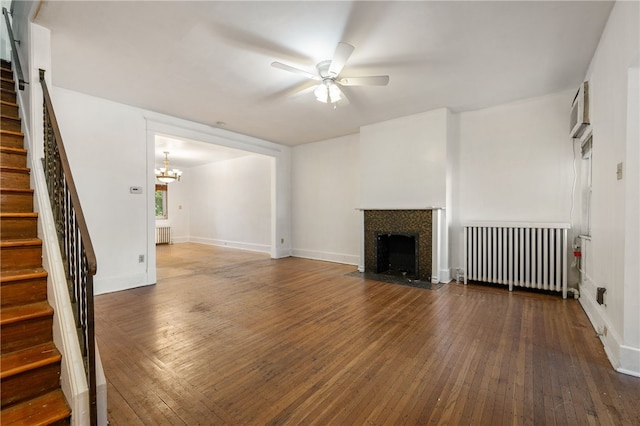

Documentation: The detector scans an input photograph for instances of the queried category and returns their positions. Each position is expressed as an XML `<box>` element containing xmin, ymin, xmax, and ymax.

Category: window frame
<box><xmin>155</xmin><ymin>184</ymin><xmax>168</xmax><ymax>220</ymax></box>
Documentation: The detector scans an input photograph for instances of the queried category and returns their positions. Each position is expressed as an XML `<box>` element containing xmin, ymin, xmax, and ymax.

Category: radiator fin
<box><xmin>464</xmin><ymin>223</ymin><xmax>569</xmax><ymax>298</ymax></box>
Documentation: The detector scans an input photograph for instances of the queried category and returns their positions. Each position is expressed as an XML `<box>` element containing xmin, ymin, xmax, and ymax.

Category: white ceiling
<box><xmin>154</xmin><ymin>134</ymin><xmax>255</xmax><ymax>169</ymax></box>
<box><xmin>35</xmin><ymin>0</ymin><xmax>613</xmax><ymax>147</ymax></box>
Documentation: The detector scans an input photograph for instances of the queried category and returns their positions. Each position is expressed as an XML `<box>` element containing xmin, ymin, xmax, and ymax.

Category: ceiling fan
<box><xmin>271</xmin><ymin>42</ymin><xmax>389</xmax><ymax>105</ymax></box>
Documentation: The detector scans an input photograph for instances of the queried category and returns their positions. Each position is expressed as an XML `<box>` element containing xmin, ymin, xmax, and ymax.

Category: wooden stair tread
<box><xmin>0</xmin><ymin>342</ymin><xmax>60</xmax><ymax>379</ymax></box>
<box><xmin>0</xmin><ymin>129</ymin><xmax>23</xmax><ymax>137</ymax></box>
<box><xmin>0</xmin><ymin>146</ymin><xmax>27</xmax><ymax>154</ymax></box>
<box><xmin>0</xmin><ymin>213</ymin><xmax>38</xmax><ymax>218</ymax></box>
<box><xmin>0</xmin><ymin>268</ymin><xmax>46</xmax><ymax>283</ymax></box>
<box><xmin>0</xmin><ymin>188</ymin><xmax>33</xmax><ymax>194</ymax></box>
<box><xmin>0</xmin><ymin>301</ymin><xmax>53</xmax><ymax>326</ymax></box>
<box><xmin>0</xmin><ymin>100</ymin><xmax>18</xmax><ymax>108</ymax></box>
<box><xmin>0</xmin><ymin>238</ymin><xmax>42</xmax><ymax>248</ymax></box>
<box><xmin>0</xmin><ymin>389</ymin><xmax>70</xmax><ymax>425</ymax></box>
<box><xmin>0</xmin><ymin>166</ymin><xmax>30</xmax><ymax>173</ymax></box>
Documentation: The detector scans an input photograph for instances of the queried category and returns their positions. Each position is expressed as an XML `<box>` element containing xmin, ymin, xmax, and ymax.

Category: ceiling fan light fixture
<box><xmin>314</xmin><ymin>80</ymin><xmax>341</xmax><ymax>104</ymax></box>
<box><xmin>314</xmin><ymin>83</ymin><xmax>328</xmax><ymax>102</ymax></box>
<box><xmin>328</xmin><ymin>83</ymin><xmax>342</xmax><ymax>103</ymax></box>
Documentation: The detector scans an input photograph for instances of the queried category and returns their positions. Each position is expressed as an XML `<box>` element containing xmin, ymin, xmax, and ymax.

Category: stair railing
<box><xmin>39</xmin><ymin>69</ymin><xmax>98</xmax><ymax>426</ymax></box>
<box><xmin>2</xmin><ymin>6</ymin><xmax>26</xmax><ymax>90</ymax></box>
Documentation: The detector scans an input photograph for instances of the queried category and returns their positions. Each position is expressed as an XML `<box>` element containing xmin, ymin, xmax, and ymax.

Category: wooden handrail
<box><xmin>40</xmin><ymin>69</ymin><xmax>98</xmax><ymax>425</ymax></box>
<box><xmin>2</xmin><ymin>7</ymin><xmax>27</xmax><ymax>90</ymax></box>
<box><xmin>39</xmin><ymin>70</ymin><xmax>97</xmax><ymax>274</ymax></box>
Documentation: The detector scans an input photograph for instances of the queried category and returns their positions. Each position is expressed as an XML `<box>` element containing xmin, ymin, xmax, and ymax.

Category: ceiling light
<box><xmin>314</xmin><ymin>80</ymin><xmax>341</xmax><ymax>104</ymax></box>
<box><xmin>155</xmin><ymin>151</ymin><xmax>182</xmax><ymax>183</ymax></box>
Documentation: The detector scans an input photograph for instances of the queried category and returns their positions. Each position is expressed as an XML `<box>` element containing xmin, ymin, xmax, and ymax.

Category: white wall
<box><xmin>0</xmin><ymin>0</ymin><xmax>11</xmax><ymax>61</ymax></box>
<box><xmin>360</xmin><ymin>108</ymin><xmax>449</xmax><ymax>209</ymax></box>
<box><xmin>294</xmin><ymin>97</ymin><xmax>574</xmax><ymax>283</ymax></box>
<box><xmin>10</xmin><ymin>1</ymin><xmax>40</xmax><ymax>142</ymax></box>
<box><xmin>156</xmin><ymin>154</ymin><xmax>272</xmax><ymax>251</ymax></box>
<box><xmin>623</xmin><ymin>64</ymin><xmax>639</xmax><ymax>369</ymax></box>
<box><xmin>291</xmin><ymin>134</ymin><xmax>360</xmax><ymax>265</ymax></box>
<box><xmin>189</xmin><ymin>155</ymin><xmax>272</xmax><ymax>252</ymax></box>
<box><xmin>449</xmin><ymin>91</ymin><xmax>575</xmax><ymax>281</ymax></box>
<box><xmin>445</xmin><ymin>110</ymin><xmax>459</xmax><ymax>281</ymax></box>
<box><xmin>456</xmin><ymin>92</ymin><xmax>574</xmax><ymax>224</ymax></box>
<box><xmin>52</xmin><ymin>87</ymin><xmax>149</xmax><ymax>295</ymax></box>
<box><xmin>579</xmin><ymin>0</ymin><xmax>640</xmax><ymax>376</ymax></box>
<box><xmin>50</xmin><ymin>88</ymin><xmax>291</xmax><ymax>295</ymax></box>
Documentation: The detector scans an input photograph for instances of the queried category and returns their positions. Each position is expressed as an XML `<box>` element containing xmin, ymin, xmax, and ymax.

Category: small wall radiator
<box><xmin>463</xmin><ymin>222</ymin><xmax>570</xmax><ymax>298</ymax></box>
<box><xmin>155</xmin><ymin>226</ymin><xmax>171</xmax><ymax>245</ymax></box>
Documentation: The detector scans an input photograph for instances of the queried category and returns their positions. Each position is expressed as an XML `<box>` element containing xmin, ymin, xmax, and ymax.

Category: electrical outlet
<box><xmin>617</xmin><ymin>162</ymin><xmax>623</xmax><ymax>180</ymax></box>
<box><xmin>138</xmin><ymin>254</ymin><xmax>145</xmax><ymax>263</ymax></box>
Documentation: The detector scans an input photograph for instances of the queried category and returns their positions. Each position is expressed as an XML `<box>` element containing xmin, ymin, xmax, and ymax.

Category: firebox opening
<box><xmin>375</xmin><ymin>233</ymin><xmax>419</xmax><ymax>279</ymax></box>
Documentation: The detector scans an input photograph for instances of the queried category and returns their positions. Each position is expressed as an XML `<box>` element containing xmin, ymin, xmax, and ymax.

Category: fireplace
<box><xmin>375</xmin><ymin>233</ymin><xmax>419</xmax><ymax>278</ymax></box>
<box><xmin>364</xmin><ymin>210</ymin><xmax>432</xmax><ymax>281</ymax></box>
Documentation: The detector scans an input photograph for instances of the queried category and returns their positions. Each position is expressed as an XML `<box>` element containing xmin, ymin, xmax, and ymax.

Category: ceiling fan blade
<box><xmin>271</xmin><ymin>62</ymin><xmax>321</xmax><ymax>81</ymax></box>
<box><xmin>338</xmin><ymin>75</ymin><xmax>390</xmax><ymax>86</ymax></box>
<box><xmin>260</xmin><ymin>80</ymin><xmax>318</xmax><ymax>104</ymax></box>
<box><xmin>328</xmin><ymin>42</ymin><xmax>355</xmax><ymax>77</ymax></box>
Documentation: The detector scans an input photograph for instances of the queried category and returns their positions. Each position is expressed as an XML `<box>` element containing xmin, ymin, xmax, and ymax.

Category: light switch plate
<box><xmin>616</xmin><ymin>162</ymin><xmax>623</xmax><ymax>180</ymax></box>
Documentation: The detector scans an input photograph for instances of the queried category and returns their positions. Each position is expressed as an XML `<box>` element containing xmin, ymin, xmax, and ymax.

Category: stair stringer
<box><xmin>16</xmin><ymin>75</ymin><xmax>107</xmax><ymax>426</ymax></box>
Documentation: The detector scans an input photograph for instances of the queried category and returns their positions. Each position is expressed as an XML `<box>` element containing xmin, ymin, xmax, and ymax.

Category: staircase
<box><xmin>1</xmin><ymin>59</ymin><xmax>71</xmax><ymax>425</ymax></box>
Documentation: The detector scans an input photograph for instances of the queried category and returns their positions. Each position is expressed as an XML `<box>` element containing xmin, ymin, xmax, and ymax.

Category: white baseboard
<box><xmin>171</xmin><ymin>236</ymin><xmax>189</xmax><ymax>244</ymax></box>
<box><xmin>94</xmin><ymin>272</ymin><xmax>153</xmax><ymax>295</ymax></box>
<box><xmin>291</xmin><ymin>248</ymin><xmax>359</xmax><ymax>266</ymax></box>
<box><xmin>189</xmin><ymin>237</ymin><xmax>271</xmax><ymax>254</ymax></box>
<box><xmin>273</xmin><ymin>248</ymin><xmax>292</xmax><ymax>259</ymax></box>
<box><xmin>578</xmin><ymin>279</ymin><xmax>637</xmax><ymax>375</ymax></box>
<box><xmin>619</xmin><ymin>345</ymin><xmax>640</xmax><ymax>378</ymax></box>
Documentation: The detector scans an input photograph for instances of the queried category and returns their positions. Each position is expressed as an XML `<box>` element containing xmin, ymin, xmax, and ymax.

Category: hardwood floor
<box><xmin>95</xmin><ymin>243</ymin><xmax>640</xmax><ymax>425</ymax></box>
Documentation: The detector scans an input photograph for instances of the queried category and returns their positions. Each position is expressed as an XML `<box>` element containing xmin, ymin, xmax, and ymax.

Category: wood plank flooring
<box><xmin>95</xmin><ymin>243</ymin><xmax>640</xmax><ymax>425</ymax></box>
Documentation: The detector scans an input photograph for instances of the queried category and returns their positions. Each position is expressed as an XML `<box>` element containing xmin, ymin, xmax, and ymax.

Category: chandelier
<box><xmin>155</xmin><ymin>151</ymin><xmax>182</xmax><ymax>183</ymax></box>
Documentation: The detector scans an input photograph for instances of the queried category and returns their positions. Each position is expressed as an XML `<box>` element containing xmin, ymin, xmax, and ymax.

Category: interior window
<box><xmin>155</xmin><ymin>184</ymin><xmax>168</xmax><ymax>219</ymax></box>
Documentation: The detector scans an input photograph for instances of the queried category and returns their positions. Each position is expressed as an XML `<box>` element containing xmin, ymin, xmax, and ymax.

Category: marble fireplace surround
<box><xmin>363</xmin><ymin>209</ymin><xmax>433</xmax><ymax>282</ymax></box>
